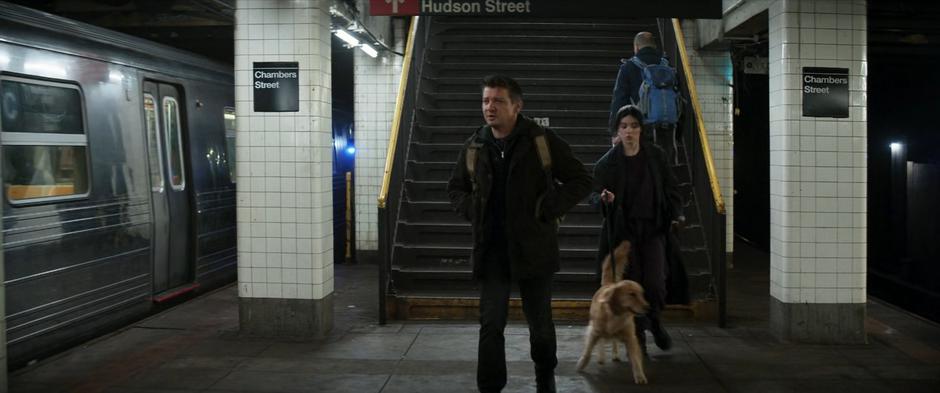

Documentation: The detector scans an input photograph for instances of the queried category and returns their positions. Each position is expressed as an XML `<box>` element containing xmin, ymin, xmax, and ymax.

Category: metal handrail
<box><xmin>671</xmin><ymin>18</ymin><xmax>726</xmax><ymax>215</ymax></box>
<box><xmin>377</xmin><ymin>16</ymin><xmax>418</xmax><ymax>210</ymax></box>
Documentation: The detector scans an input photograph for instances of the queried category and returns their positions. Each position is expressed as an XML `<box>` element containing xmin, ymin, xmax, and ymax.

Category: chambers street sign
<box><xmin>802</xmin><ymin>67</ymin><xmax>849</xmax><ymax>118</ymax></box>
<box><xmin>370</xmin><ymin>0</ymin><xmax>721</xmax><ymax>18</ymax></box>
<box><xmin>253</xmin><ymin>62</ymin><xmax>299</xmax><ymax>112</ymax></box>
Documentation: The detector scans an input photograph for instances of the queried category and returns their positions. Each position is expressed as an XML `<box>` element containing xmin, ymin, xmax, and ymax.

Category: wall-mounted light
<box><xmin>890</xmin><ymin>142</ymin><xmax>902</xmax><ymax>153</ymax></box>
<box><xmin>359</xmin><ymin>44</ymin><xmax>378</xmax><ymax>58</ymax></box>
<box><xmin>334</xmin><ymin>29</ymin><xmax>360</xmax><ymax>47</ymax></box>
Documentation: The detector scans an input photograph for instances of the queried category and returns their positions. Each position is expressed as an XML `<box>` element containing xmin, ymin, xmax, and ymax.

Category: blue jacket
<box><xmin>608</xmin><ymin>46</ymin><xmax>664</xmax><ymax>131</ymax></box>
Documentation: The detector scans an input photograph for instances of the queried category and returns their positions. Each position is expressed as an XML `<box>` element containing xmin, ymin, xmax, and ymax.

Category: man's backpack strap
<box><xmin>466</xmin><ymin>141</ymin><xmax>482</xmax><ymax>191</ymax></box>
<box><xmin>630</xmin><ymin>56</ymin><xmax>648</xmax><ymax>69</ymax></box>
<box><xmin>533</xmin><ymin>133</ymin><xmax>552</xmax><ymax>172</ymax></box>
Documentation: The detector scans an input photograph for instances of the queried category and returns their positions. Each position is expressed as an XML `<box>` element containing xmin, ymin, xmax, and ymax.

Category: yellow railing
<box><xmin>378</xmin><ymin>16</ymin><xmax>419</xmax><ymax>210</ymax></box>
<box><xmin>672</xmin><ymin>18</ymin><xmax>726</xmax><ymax>214</ymax></box>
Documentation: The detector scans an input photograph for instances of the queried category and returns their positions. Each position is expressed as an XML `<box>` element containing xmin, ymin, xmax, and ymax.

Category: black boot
<box><xmin>649</xmin><ymin>315</ymin><xmax>672</xmax><ymax>350</ymax></box>
<box><xmin>535</xmin><ymin>371</ymin><xmax>556</xmax><ymax>393</ymax></box>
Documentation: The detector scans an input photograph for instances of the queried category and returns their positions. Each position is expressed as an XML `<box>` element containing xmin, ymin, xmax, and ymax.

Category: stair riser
<box><xmin>406</xmin><ymin>162</ymin><xmax>597</xmax><ymax>182</ymax></box>
<box><xmin>428</xmin><ymin>96</ymin><xmax>611</xmax><ymax>111</ymax></box>
<box><xmin>393</xmin><ymin>247</ymin><xmax>599</xmax><ymax>272</ymax></box>
<box><xmin>400</xmin><ymin>200</ymin><xmax>604</xmax><ymax>227</ymax></box>
<box><xmin>409</xmin><ymin>142</ymin><xmax>611</xmax><ymax>164</ymax></box>
<box><xmin>398</xmin><ymin>225</ymin><xmax>602</xmax><ymax>249</ymax></box>
<box><xmin>415</xmin><ymin>127</ymin><xmax>612</xmax><ymax>145</ymax></box>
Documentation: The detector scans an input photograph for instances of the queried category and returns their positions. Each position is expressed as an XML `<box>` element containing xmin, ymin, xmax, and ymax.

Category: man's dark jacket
<box><xmin>447</xmin><ymin>115</ymin><xmax>592</xmax><ymax>279</ymax></box>
<box><xmin>591</xmin><ymin>142</ymin><xmax>690</xmax><ymax>304</ymax></box>
<box><xmin>608</xmin><ymin>46</ymin><xmax>663</xmax><ymax>130</ymax></box>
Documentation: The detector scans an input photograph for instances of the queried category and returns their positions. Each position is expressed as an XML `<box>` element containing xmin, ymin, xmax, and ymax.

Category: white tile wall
<box><xmin>681</xmin><ymin>20</ymin><xmax>735</xmax><ymax>254</ymax></box>
<box><xmin>354</xmin><ymin>17</ymin><xmax>403</xmax><ymax>251</ymax></box>
<box><xmin>235</xmin><ymin>0</ymin><xmax>334</xmax><ymax>300</ymax></box>
<box><xmin>768</xmin><ymin>0</ymin><xmax>867</xmax><ymax>304</ymax></box>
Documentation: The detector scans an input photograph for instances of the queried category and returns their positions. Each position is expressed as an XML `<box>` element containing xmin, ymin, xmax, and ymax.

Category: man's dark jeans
<box><xmin>477</xmin><ymin>255</ymin><xmax>557</xmax><ymax>393</ymax></box>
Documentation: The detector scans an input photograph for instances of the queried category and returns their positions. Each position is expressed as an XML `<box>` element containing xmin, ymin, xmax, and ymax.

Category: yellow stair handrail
<box><xmin>672</xmin><ymin>18</ymin><xmax>726</xmax><ymax>214</ymax></box>
<box><xmin>378</xmin><ymin>16</ymin><xmax>419</xmax><ymax>210</ymax></box>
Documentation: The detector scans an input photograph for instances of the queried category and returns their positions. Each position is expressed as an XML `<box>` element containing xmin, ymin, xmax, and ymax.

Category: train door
<box><xmin>143</xmin><ymin>81</ymin><xmax>193</xmax><ymax>295</ymax></box>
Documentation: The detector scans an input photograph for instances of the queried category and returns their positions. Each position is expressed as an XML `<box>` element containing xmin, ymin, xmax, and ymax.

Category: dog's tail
<box><xmin>600</xmin><ymin>240</ymin><xmax>631</xmax><ymax>285</ymax></box>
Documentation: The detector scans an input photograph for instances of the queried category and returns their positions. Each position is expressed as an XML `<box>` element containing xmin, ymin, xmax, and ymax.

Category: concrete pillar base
<box><xmin>769</xmin><ymin>298</ymin><xmax>866</xmax><ymax>344</ymax></box>
<box><xmin>239</xmin><ymin>295</ymin><xmax>334</xmax><ymax>338</ymax></box>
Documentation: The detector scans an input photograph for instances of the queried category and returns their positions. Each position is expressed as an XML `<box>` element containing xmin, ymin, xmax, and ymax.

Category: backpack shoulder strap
<box><xmin>464</xmin><ymin>127</ymin><xmax>485</xmax><ymax>181</ymax></box>
<box><xmin>531</xmin><ymin>126</ymin><xmax>552</xmax><ymax>171</ymax></box>
<box><xmin>466</xmin><ymin>141</ymin><xmax>482</xmax><ymax>179</ymax></box>
<box><xmin>630</xmin><ymin>56</ymin><xmax>648</xmax><ymax>69</ymax></box>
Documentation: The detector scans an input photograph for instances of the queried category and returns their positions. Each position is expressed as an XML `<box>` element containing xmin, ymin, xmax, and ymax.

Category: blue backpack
<box><xmin>631</xmin><ymin>57</ymin><xmax>680</xmax><ymax>126</ymax></box>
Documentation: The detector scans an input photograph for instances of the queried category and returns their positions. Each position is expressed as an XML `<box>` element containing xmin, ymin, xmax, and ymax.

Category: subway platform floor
<box><xmin>10</xmin><ymin>241</ymin><xmax>940</xmax><ymax>393</ymax></box>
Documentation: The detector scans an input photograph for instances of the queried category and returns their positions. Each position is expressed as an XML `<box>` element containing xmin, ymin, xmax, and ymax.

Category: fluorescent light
<box><xmin>890</xmin><ymin>142</ymin><xmax>902</xmax><ymax>153</ymax></box>
<box><xmin>334</xmin><ymin>29</ymin><xmax>359</xmax><ymax>47</ymax></box>
<box><xmin>360</xmin><ymin>44</ymin><xmax>378</xmax><ymax>58</ymax></box>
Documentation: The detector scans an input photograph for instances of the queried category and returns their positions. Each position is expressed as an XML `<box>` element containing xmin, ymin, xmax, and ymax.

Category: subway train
<box><xmin>0</xmin><ymin>2</ymin><xmax>236</xmax><ymax>366</ymax></box>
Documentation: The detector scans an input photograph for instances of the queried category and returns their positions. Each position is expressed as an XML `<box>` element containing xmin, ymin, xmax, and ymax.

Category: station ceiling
<box><xmin>6</xmin><ymin>0</ymin><xmax>236</xmax><ymax>64</ymax></box>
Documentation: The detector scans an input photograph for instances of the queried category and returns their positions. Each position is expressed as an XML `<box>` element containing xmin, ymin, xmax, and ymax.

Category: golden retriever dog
<box><xmin>577</xmin><ymin>240</ymin><xmax>649</xmax><ymax>384</ymax></box>
<box><xmin>577</xmin><ymin>279</ymin><xmax>650</xmax><ymax>384</ymax></box>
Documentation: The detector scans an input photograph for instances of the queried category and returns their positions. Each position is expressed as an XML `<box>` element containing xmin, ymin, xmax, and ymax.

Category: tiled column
<box><xmin>681</xmin><ymin>20</ymin><xmax>735</xmax><ymax>257</ymax></box>
<box><xmin>234</xmin><ymin>0</ymin><xmax>334</xmax><ymax>336</ymax></box>
<box><xmin>354</xmin><ymin>14</ymin><xmax>403</xmax><ymax>254</ymax></box>
<box><xmin>768</xmin><ymin>0</ymin><xmax>867</xmax><ymax>343</ymax></box>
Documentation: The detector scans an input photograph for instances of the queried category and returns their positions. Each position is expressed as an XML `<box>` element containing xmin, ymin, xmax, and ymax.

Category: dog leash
<box><xmin>601</xmin><ymin>197</ymin><xmax>618</xmax><ymax>284</ymax></box>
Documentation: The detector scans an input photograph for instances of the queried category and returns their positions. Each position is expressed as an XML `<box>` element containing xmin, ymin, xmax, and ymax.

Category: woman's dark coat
<box><xmin>591</xmin><ymin>142</ymin><xmax>690</xmax><ymax>304</ymax></box>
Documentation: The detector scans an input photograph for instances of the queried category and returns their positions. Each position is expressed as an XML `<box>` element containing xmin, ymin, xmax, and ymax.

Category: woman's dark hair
<box><xmin>482</xmin><ymin>74</ymin><xmax>523</xmax><ymax>103</ymax></box>
<box><xmin>612</xmin><ymin>104</ymin><xmax>645</xmax><ymax>134</ymax></box>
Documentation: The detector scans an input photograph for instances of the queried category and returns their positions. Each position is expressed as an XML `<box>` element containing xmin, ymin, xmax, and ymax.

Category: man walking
<box><xmin>447</xmin><ymin>75</ymin><xmax>592</xmax><ymax>393</ymax></box>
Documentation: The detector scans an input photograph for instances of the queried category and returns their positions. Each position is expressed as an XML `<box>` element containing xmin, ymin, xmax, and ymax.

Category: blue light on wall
<box><xmin>345</xmin><ymin>146</ymin><xmax>356</xmax><ymax>155</ymax></box>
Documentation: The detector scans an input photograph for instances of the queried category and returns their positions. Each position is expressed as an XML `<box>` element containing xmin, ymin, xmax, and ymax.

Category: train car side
<box><xmin>0</xmin><ymin>1</ymin><xmax>235</xmax><ymax>367</ymax></box>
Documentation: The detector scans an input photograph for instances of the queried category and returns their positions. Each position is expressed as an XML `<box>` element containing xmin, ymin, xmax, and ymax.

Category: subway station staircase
<box><xmin>381</xmin><ymin>16</ymin><xmax>718</xmax><ymax>321</ymax></box>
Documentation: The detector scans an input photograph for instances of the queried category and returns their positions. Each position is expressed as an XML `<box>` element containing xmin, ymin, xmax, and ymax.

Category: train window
<box><xmin>144</xmin><ymin>94</ymin><xmax>164</xmax><ymax>192</ymax></box>
<box><xmin>1</xmin><ymin>79</ymin><xmax>83</xmax><ymax>134</ymax></box>
<box><xmin>0</xmin><ymin>77</ymin><xmax>90</xmax><ymax>203</ymax></box>
<box><xmin>224</xmin><ymin>107</ymin><xmax>235</xmax><ymax>183</ymax></box>
<box><xmin>163</xmin><ymin>97</ymin><xmax>185</xmax><ymax>190</ymax></box>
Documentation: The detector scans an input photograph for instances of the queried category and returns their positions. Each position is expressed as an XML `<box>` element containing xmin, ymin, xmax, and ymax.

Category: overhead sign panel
<box><xmin>370</xmin><ymin>0</ymin><xmax>722</xmax><ymax>18</ymax></box>
<box><xmin>802</xmin><ymin>67</ymin><xmax>849</xmax><ymax>118</ymax></box>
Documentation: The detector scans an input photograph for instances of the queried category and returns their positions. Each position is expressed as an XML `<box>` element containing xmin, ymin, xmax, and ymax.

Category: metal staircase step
<box><xmin>399</xmin><ymin>200</ymin><xmax>602</xmax><ymax>227</ymax></box>
<box><xmin>429</xmin><ymin>48</ymin><xmax>624</xmax><ymax>65</ymax></box>
<box><xmin>426</xmin><ymin>76</ymin><xmax>615</xmax><ymax>95</ymax></box>
<box><xmin>396</xmin><ymin>222</ymin><xmax>602</xmax><ymax>249</ymax></box>
<box><xmin>432</xmin><ymin>61</ymin><xmax>618</xmax><ymax>78</ymax></box>
<box><xmin>424</xmin><ymin>91</ymin><xmax>611</xmax><ymax>110</ymax></box>
<box><xmin>437</xmin><ymin>34</ymin><xmax>631</xmax><ymax>51</ymax></box>
<box><xmin>405</xmin><ymin>160</ymin><xmax>597</xmax><ymax>182</ymax></box>
<box><xmin>392</xmin><ymin>244</ymin><xmax>600</xmax><ymax>273</ymax></box>
<box><xmin>414</xmin><ymin>125</ymin><xmax>611</xmax><ymax>145</ymax></box>
<box><xmin>419</xmin><ymin>108</ymin><xmax>608</xmax><ymax>128</ymax></box>
<box><xmin>408</xmin><ymin>141</ymin><xmax>611</xmax><ymax>164</ymax></box>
